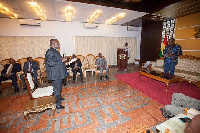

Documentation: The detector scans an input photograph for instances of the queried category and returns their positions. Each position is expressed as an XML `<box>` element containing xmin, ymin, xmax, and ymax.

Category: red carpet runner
<box><xmin>115</xmin><ymin>72</ymin><xmax>200</xmax><ymax>105</ymax></box>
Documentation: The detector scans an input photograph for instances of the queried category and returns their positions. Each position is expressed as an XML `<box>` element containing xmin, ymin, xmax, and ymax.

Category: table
<box><xmin>23</xmin><ymin>96</ymin><xmax>56</xmax><ymax>121</ymax></box>
<box><xmin>139</xmin><ymin>71</ymin><xmax>183</xmax><ymax>92</ymax></box>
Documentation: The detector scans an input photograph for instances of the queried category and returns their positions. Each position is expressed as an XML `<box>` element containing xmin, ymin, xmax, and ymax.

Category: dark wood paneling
<box><xmin>140</xmin><ymin>20</ymin><xmax>163</xmax><ymax>61</ymax></box>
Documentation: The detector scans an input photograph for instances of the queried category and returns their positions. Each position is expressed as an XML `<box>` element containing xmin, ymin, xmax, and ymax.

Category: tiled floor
<box><xmin>0</xmin><ymin>65</ymin><xmax>141</xmax><ymax>98</ymax></box>
<box><xmin>0</xmin><ymin>65</ymin><xmax>167</xmax><ymax>132</ymax></box>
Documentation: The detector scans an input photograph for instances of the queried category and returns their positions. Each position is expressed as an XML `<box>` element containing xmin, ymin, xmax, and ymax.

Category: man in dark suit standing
<box><xmin>69</xmin><ymin>54</ymin><xmax>83</xmax><ymax>83</ymax></box>
<box><xmin>0</xmin><ymin>58</ymin><xmax>21</xmax><ymax>93</ymax></box>
<box><xmin>20</xmin><ymin>57</ymin><xmax>40</xmax><ymax>89</ymax></box>
<box><xmin>45</xmin><ymin>39</ymin><xmax>68</xmax><ymax>109</ymax></box>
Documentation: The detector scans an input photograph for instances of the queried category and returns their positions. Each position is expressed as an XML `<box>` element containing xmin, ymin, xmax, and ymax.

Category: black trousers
<box><xmin>0</xmin><ymin>74</ymin><xmax>18</xmax><ymax>89</ymax></box>
<box><xmin>52</xmin><ymin>79</ymin><xmax>62</xmax><ymax>107</ymax></box>
<box><xmin>72</xmin><ymin>68</ymin><xmax>83</xmax><ymax>81</ymax></box>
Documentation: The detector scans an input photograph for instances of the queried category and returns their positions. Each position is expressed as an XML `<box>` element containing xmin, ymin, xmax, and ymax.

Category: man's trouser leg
<box><xmin>20</xmin><ymin>74</ymin><xmax>26</xmax><ymax>87</ymax></box>
<box><xmin>11</xmin><ymin>74</ymin><xmax>18</xmax><ymax>89</ymax></box>
<box><xmin>52</xmin><ymin>79</ymin><xmax>62</xmax><ymax>107</ymax></box>
<box><xmin>72</xmin><ymin>70</ymin><xmax>77</xmax><ymax>81</ymax></box>
<box><xmin>78</xmin><ymin>68</ymin><xmax>83</xmax><ymax>80</ymax></box>
<box><xmin>163</xmin><ymin>63</ymin><xmax>170</xmax><ymax>74</ymax></box>
<box><xmin>32</xmin><ymin>72</ymin><xmax>38</xmax><ymax>84</ymax></box>
<box><xmin>100</xmin><ymin>68</ymin><xmax>104</xmax><ymax>76</ymax></box>
<box><xmin>169</xmin><ymin>62</ymin><xmax>177</xmax><ymax>75</ymax></box>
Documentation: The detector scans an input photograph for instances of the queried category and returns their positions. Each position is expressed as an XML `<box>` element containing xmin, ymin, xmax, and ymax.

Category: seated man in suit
<box><xmin>95</xmin><ymin>53</ymin><xmax>109</xmax><ymax>80</ymax></box>
<box><xmin>69</xmin><ymin>54</ymin><xmax>83</xmax><ymax>83</ymax></box>
<box><xmin>0</xmin><ymin>58</ymin><xmax>21</xmax><ymax>93</ymax></box>
<box><xmin>20</xmin><ymin>57</ymin><xmax>40</xmax><ymax>89</ymax></box>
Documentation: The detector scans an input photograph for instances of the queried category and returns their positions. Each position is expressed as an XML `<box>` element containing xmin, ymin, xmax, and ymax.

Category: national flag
<box><xmin>159</xmin><ymin>33</ymin><xmax>167</xmax><ymax>57</ymax></box>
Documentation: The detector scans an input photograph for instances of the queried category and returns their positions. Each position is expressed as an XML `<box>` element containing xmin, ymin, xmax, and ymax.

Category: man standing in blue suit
<box><xmin>163</xmin><ymin>37</ymin><xmax>182</xmax><ymax>77</ymax></box>
<box><xmin>45</xmin><ymin>39</ymin><xmax>68</xmax><ymax>109</ymax></box>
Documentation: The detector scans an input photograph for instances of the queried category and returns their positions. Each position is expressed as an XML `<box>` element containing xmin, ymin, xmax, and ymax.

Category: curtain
<box><xmin>0</xmin><ymin>36</ymin><xmax>54</xmax><ymax>61</ymax></box>
<box><xmin>74</xmin><ymin>36</ymin><xmax>137</xmax><ymax>65</ymax></box>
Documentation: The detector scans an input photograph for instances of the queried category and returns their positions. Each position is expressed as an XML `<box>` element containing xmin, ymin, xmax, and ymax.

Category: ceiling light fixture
<box><xmin>106</xmin><ymin>12</ymin><xmax>125</xmax><ymax>24</ymax></box>
<box><xmin>0</xmin><ymin>3</ymin><xmax>18</xmax><ymax>19</ymax></box>
<box><xmin>28</xmin><ymin>2</ymin><xmax>46</xmax><ymax>21</ymax></box>
<box><xmin>65</xmin><ymin>5</ymin><xmax>74</xmax><ymax>22</ymax></box>
<box><xmin>87</xmin><ymin>9</ymin><xmax>102</xmax><ymax>23</ymax></box>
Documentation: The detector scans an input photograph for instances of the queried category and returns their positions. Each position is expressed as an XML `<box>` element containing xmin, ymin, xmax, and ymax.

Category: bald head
<box><xmin>50</xmin><ymin>39</ymin><xmax>60</xmax><ymax>49</ymax></box>
<box><xmin>185</xmin><ymin>114</ymin><xmax>200</xmax><ymax>133</ymax></box>
<box><xmin>9</xmin><ymin>58</ymin><xmax>15</xmax><ymax>64</ymax></box>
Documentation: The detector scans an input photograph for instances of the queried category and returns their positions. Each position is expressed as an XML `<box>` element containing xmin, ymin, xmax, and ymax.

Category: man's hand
<box><xmin>62</xmin><ymin>57</ymin><xmax>68</xmax><ymax>62</ymax></box>
<box><xmin>65</xmin><ymin>62</ymin><xmax>69</xmax><ymax>65</ymax></box>
<box><xmin>101</xmin><ymin>65</ymin><xmax>105</xmax><ymax>68</ymax></box>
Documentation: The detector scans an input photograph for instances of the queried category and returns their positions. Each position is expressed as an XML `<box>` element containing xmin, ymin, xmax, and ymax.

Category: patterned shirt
<box><xmin>95</xmin><ymin>57</ymin><xmax>107</xmax><ymax>69</ymax></box>
<box><xmin>164</xmin><ymin>44</ymin><xmax>182</xmax><ymax>64</ymax></box>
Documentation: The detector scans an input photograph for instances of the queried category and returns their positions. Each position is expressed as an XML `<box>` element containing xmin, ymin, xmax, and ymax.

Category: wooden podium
<box><xmin>117</xmin><ymin>48</ymin><xmax>128</xmax><ymax>71</ymax></box>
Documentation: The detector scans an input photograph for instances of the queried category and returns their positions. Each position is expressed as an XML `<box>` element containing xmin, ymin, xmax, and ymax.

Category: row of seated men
<box><xmin>0</xmin><ymin>53</ymin><xmax>109</xmax><ymax>94</ymax></box>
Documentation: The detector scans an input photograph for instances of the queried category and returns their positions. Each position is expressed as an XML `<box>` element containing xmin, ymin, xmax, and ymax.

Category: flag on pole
<box><xmin>159</xmin><ymin>33</ymin><xmax>167</xmax><ymax>57</ymax></box>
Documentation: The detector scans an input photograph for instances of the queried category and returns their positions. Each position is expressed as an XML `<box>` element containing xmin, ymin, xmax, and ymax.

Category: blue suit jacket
<box><xmin>23</xmin><ymin>61</ymin><xmax>40</xmax><ymax>74</ymax></box>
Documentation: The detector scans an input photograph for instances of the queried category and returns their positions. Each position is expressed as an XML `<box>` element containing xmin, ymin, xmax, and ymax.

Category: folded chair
<box><xmin>24</xmin><ymin>73</ymin><xmax>54</xmax><ymax>99</ymax></box>
<box><xmin>23</xmin><ymin>73</ymin><xmax>56</xmax><ymax>121</ymax></box>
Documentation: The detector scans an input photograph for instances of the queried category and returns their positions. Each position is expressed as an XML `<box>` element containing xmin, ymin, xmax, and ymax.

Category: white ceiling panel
<box><xmin>0</xmin><ymin>0</ymin><xmax>148</xmax><ymax>25</ymax></box>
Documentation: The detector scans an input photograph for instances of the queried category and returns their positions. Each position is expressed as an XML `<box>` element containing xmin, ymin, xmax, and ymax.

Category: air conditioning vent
<box><xmin>83</xmin><ymin>23</ymin><xmax>98</xmax><ymax>29</ymax></box>
<box><xmin>18</xmin><ymin>19</ymin><xmax>41</xmax><ymax>27</ymax></box>
<box><xmin>127</xmin><ymin>26</ymin><xmax>139</xmax><ymax>31</ymax></box>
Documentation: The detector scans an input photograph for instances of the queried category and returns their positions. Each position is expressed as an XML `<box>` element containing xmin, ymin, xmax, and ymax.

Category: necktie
<box><xmin>6</xmin><ymin>64</ymin><xmax>13</xmax><ymax>74</ymax></box>
<box><xmin>30</xmin><ymin>62</ymin><xmax>32</xmax><ymax>73</ymax></box>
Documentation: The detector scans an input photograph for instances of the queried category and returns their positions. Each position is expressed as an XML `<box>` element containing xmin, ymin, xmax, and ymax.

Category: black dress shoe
<box><xmin>23</xmin><ymin>87</ymin><xmax>27</xmax><ymax>90</ymax></box>
<box><xmin>56</xmin><ymin>105</ymin><xmax>65</xmax><ymax>109</ymax></box>
<box><xmin>100</xmin><ymin>76</ymin><xmax>102</xmax><ymax>80</ymax></box>
<box><xmin>15</xmin><ymin>88</ymin><xmax>19</xmax><ymax>93</ymax></box>
<box><xmin>35</xmin><ymin>84</ymin><xmax>39</xmax><ymax>88</ymax></box>
<box><xmin>105</xmin><ymin>76</ymin><xmax>109</xmax><ymax>79</ymax></box>
<box><xmin>61</xmin><ymin>98</ymin><xmax>65</xmax><ymax>100</ymax></box>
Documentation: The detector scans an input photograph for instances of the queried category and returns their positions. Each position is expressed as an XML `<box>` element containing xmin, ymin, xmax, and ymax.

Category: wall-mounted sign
<box><xmin>194</xmin><ymin>26</ymin><xmax>200</xmax><ymax>38</ymax></box>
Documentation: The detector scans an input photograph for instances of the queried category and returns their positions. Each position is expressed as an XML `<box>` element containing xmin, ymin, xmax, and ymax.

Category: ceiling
<box><xmin>0</xmin><ymin>0</ymin><xmax>148</xmax><ymax>25</ymax></box>
<box><xmin>0</xmin><ymin>0</ymin><xmax>199</xmax><ymax>26</ymax></box>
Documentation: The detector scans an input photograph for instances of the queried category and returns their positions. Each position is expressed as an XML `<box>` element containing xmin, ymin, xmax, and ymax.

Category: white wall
<box><xmin>0</xmin><ymin>18</ymin><xmax>141</xmax><ymax>59</ymax></box>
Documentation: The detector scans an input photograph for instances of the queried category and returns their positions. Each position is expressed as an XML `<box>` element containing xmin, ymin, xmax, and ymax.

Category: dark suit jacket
<box><xmin>45</xmin><ymin>47</ymin><xmax>66</xmax><ymax>80</ymax></box>
<box><xmin>23</xmin><ymin>61</ymin><xmax>40</xmax><ymax>74</ymax></box>
<box><xmin>70</xmin><ymin>59</ymin><xmax>82</xmax><ymax>71</ymax></box>
<box><xmin>1</xmin><ymin>63</ymin><xmax>21</xmax><ymax>75</ymax></box>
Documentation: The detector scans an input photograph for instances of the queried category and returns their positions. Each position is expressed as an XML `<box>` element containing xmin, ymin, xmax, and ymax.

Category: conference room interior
<box><xmin>0</xmin><ymin>0</ymin><xmax>200</xmax><ymax>132</ymax></box>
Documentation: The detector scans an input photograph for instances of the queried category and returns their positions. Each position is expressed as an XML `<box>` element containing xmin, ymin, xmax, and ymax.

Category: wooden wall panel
<box><xmin>175</xmin><ymin>12</ymin><xmax>200</xmax><ymax>57</ymax></box>
<box><xmin>175</xmin><ymin>27</ymin><xmax>196</xmax><ymax>39</ymax></box>
<box><xmin>182</xmin><ymin>51</ymin><xmax>200</xmax><ymax>57</ymax></box>
<box><xmin>176</xmin><ymin>12</ymin><xmax>200</xmax><ymax>28</ymax></box>
<box><xmin>176</xmin><ymin>39</ymin><xmax>200</xmax><ymax>50</ymax></box>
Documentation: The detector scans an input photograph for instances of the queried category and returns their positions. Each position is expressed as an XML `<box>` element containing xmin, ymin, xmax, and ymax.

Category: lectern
<box><xmin>117</xmin><ymin>48</ymin><xmax>128</xmax><ymax>71</ymax></box>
